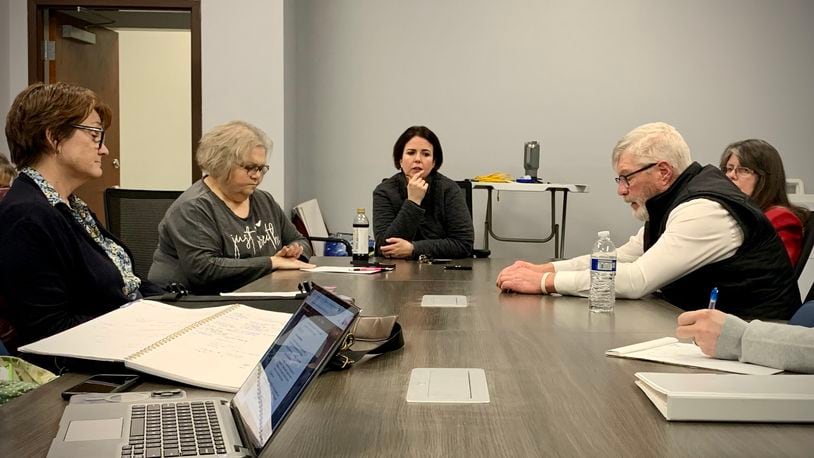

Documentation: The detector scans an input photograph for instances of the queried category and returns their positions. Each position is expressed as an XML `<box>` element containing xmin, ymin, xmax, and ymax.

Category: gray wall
<box><xmin>0</xmin><ymin>0</ymin><xmax>27</xmax><ymax>160</ymax></box>
<box><xmin>286</xmin><ymin>0</ymin><xmax>814</xmax><ymax>259</ymax></box>
<box><xmin>2</xmin><ymin>1</ymin><xmax>813</xmax><ymax>260</ymax></box>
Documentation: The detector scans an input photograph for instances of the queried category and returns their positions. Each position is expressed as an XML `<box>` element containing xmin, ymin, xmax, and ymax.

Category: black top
<box><xmin>372</xmin><ymin>172</ymin><xmax>474</xmax><ymax>259</ymax></box>
<box><xmin>0</xmin><ymin>174</ymin><xmax>162</xmax><ymax>348</ymax></box>
<box><xmin>644</xmin><ymin>162</ymin><xmax>800</xmax><ymax>320</ymax></box>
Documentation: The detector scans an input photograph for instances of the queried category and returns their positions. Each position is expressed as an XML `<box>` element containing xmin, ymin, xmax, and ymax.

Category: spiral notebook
<box><xmin>19</xmin><ymin>300</ymin><xmax>293</xmax><ymax>392</ymax></box>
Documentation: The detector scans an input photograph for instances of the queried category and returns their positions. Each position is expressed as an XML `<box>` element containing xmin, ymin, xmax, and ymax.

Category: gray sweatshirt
<box><xmin>149</xmin><ymin>180</ymin><xmax>311</xmax><ymax>293</ymax></box>
<box><xmin>716</xmin><ymin>313</ymin><xmax>814</xmax><ymax>373</ymax></box>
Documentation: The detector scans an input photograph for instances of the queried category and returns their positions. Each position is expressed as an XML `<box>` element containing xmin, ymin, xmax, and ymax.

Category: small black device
<box><xmin>61</xmin><ymin>374</ymin><xmax>141</xmax><ymax>400</ymax></box>
<box><xmin>444</xmin><ymin>265</ymin><xmax>472</xmax><ymax>270</ymax></box>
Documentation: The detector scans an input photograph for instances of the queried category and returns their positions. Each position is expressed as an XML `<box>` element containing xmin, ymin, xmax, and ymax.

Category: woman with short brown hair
<box><xmin>0</xmin><ymin>82</ymin><xmax>162</xmax><ymax>349</ymax></box>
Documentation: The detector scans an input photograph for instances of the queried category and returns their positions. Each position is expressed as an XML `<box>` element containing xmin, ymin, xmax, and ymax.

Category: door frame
<box><xmin>27</xmin><ymin>0</ymin><xmax>203</xmax><ymax>181</ymax></box>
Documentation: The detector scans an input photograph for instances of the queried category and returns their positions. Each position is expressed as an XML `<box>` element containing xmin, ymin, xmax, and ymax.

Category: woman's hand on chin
<box><xmin>406</xmin><ymin>174</ymin><xmax>428</xmax><ymax>205</ymax></box>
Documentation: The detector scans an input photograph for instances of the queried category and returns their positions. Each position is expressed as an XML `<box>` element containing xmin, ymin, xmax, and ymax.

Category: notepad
<box><xmin>635</xmin><ymin>372</ymin><xmax>814</xmax><ymax>422</ymax></box>
<box><xmin>301</xmin><ymin>266</ymin><xmax>387</xmax><ymax>274</ymax></box>
<box><xmin>19</xmin><ymin>300</ymin><xmax>291</xmax><ymax>392</ymax></box>
<box><xmin>606</xmin><ymin>337</ymin><xmax>781</xmax><ymax>375</ymax></box>
<box><xmin>220</xmin><ymin>291</ymin><xmax>301</xmax><ymax>298</ymax></box>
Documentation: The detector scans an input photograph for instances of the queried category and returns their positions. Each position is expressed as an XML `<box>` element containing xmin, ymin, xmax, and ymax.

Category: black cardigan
<box><xmin>0</xmin><ymin>174</ymin><xmax>162</xmax><ymax>348</ymax></box>
<box><xmin>372</xmin><ymin>172</ymin><xmax>474</xmax><ymax>259</ymax></box>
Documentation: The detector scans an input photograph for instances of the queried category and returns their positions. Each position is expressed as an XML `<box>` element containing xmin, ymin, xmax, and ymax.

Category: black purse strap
<box><xmin>325</xmin><ymin>317</ymin><xmax>404</xmax><ymax>371</ymax></box>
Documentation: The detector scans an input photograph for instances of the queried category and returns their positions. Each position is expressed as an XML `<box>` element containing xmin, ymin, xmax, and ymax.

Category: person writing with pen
<box><xmin>676</xmin><ymin>288</ymin><xmax>814</xmax><ymax>373</ymax></box>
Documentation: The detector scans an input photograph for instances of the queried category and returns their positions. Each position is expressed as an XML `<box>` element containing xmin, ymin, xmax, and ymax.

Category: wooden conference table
<box><xmin>1</xmin><ymin>257</ymin><xmax>813</xmax><ymax>457</ymax></box>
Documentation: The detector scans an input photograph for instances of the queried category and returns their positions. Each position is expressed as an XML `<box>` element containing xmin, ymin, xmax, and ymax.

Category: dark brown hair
<box><xmin>720</xmin><ymin>139</ymin><xmax>809</xmax><ymax>225</ymax></box>
<box><xmin>5</xmin><ymin>82</ymin><xmax>111</xmax><ymax>168</ymax></box>
<box><xmin>392</xmin><ymin>125</ymin><xmax>443</xmax><ymax>172</ymax></box>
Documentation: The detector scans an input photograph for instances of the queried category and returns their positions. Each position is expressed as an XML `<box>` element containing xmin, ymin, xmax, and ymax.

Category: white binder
<box><xmin>635</xmin><ymin>372</ymin><xmax>814</xmax><ymax>422</ymax></box>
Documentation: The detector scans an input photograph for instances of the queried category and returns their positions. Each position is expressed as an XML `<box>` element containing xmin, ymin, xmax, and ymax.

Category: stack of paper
<box><xmin>606</xmin><ymin>337</ymin><xmax>781</xmax><ymax>375</ymax></box>
<box><xmin>301</xmin><ymin>266</ymin><xmax>386</xmax><ymax>275</ymax></box>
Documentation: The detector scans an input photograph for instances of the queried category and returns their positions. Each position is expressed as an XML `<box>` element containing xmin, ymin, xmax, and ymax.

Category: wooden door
<box><xmin>48</xmin><ymin>11</ymin><xmax>120</xmax><ymax>224</ymax></box>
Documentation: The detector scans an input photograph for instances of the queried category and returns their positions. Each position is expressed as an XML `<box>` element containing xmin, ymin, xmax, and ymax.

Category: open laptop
<box><xmin>47</xmin><ymin>283</ymin><xmax>360</xmax><ymax>457</ymax></box>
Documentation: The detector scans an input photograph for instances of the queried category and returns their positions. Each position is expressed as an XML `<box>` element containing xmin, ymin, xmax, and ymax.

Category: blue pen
<box><xmin>708</xmin><ymin>287</ymin><xmax>718</xmax><ymax>310</ymax></box>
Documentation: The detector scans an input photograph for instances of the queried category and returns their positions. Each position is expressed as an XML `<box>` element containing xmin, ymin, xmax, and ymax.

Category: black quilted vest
<box><xmin>643</xmin><ymin>162</ymin><xmax>800</xmax><ymax>320</ymax></box>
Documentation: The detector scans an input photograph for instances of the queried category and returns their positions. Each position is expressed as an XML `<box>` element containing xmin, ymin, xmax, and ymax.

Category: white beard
<box><xmin>632</xmin><ymin>204</ymin><xmax>649</xmax><ymax>222</ymax></box>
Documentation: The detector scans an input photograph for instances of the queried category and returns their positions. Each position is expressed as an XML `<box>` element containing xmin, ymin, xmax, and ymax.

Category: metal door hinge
<box><xmin>43</xmin><ymin>41</ymin><xmax>55</xmax><ymax>61</ymax></box>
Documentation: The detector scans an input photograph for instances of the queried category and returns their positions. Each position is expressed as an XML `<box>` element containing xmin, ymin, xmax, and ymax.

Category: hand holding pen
<box><xmin>675</xmin><ymin>287</ymin><xmax>724</xmax><ymax>355</ymax></box>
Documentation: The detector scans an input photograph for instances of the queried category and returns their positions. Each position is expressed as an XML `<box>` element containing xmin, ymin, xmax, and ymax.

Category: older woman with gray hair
<box><xmin>149</xmin><ymin>120</ymin><xmax>313</xmax><ymax>293</ymax></box>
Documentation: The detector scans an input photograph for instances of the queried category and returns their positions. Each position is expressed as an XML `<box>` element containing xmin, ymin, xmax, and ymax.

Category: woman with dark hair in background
<box><xmin>372</xmin><ymin>125</ymin><xmax>474</xmax><ymax>259</ymax></box>
<box><xmin>720</xmin><ymin>139</ymin><xmax>809</xmax><ymax>266</ymax></box>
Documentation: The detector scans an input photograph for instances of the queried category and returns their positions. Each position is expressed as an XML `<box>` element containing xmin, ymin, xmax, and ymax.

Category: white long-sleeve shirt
<box><xmin>551</xmin><ymin>199</ymin><xmax>744</xmax><ymax>298</ymax></box>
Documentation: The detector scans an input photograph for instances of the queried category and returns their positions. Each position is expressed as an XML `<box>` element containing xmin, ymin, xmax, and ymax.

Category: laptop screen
<box><xmin>231</xmin><ymin>284</ymin><xmax>360</xmax><ymax>449</ymax></box>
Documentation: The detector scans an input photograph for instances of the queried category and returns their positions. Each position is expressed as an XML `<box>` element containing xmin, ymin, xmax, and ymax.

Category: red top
<box><xmin>765</xmin><ymin>205</ymin><xmax>803</xmax><ymax>267</ymax></box>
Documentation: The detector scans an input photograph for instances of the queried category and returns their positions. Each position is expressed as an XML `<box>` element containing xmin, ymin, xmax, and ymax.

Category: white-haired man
<box><xmin>496</xmin><ymin>122</ymin><xmax>800</xmax><ymax>320</ymax></box>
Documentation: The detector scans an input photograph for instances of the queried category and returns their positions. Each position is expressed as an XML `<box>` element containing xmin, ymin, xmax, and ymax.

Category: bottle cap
<box><xmin>357</xmin><ymin>208</ymin><xmax>365</xmax><ymax>213</ymax></box>
<box><xmin>598</xmin><ymin>230</ymin><xmax>610</xmax><ymax>238</ymax></box>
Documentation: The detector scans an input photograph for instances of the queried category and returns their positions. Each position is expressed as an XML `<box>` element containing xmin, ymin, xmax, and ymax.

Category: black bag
<box><xmin>325</xmin><ymin>315</ymin><xmax>404</xmax><ymax>371</ymax></box>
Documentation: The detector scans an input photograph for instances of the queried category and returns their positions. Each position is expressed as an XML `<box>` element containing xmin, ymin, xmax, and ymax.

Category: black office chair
<box><xmin>104</xmin><ymin>188</ymin><xmax>183</xmax><ymax>279</ymax></box>
<box><xmin>455</xmin><ymin>179</ymin><xmax>490</xmax><ymax>258</ymax></box>
<box><xmin>455</xmin><ymin>179</ymin><xmax>474</xmax><ymax>217</ymax></box>
<box><xmin>793</xmin><ymin>211</ymin><xmax>814</xmax><ymax>281</ymax></box>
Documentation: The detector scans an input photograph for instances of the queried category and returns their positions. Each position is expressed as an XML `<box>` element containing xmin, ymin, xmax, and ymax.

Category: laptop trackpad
<box><xmin>65</xmin><ymin>418</ymin><xmax>123</xmax><ymax>441</ymax></box>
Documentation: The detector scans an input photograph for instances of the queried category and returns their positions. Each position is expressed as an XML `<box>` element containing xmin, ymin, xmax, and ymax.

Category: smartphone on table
<box><xmin>444</xmin><ymin>265</ymin><xmax>472</xmax><ymax>270</ymax></box>
<box><xmin>61</xmin><ymin>374</ymin><xmax>141</xmax><ymax>400</ymax></box>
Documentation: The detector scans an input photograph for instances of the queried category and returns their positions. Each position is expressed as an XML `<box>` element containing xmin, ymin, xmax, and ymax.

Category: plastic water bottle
<box><xmin>589</xmin><ymin>230</ymin><xmax>617</xmax><ymax>313</ymax></box>
<box><xmin>352</xmin><ymin>208</ymin><xmax>370</xmax><ymax>262</ymax></box>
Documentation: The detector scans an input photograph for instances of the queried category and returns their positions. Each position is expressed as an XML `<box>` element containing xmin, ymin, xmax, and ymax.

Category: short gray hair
<box><xmin>611</xmin><ymin>122</ymin><xmax>692</xmax><ymax>173</ymax></box>
<box><xmin>196</xmin><ymin>120</ymin><xmax>272</xmax><ymax>180</ymax></box>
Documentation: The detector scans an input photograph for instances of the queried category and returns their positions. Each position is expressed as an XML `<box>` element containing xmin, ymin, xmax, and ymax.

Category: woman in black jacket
<box><xmin>373</xmin><ymin>126</ymin><xmax>474</xmax><ymax>259</ymax></box>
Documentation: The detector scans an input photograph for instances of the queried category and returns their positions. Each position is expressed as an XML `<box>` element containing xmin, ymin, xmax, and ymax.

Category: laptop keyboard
<box><xmin>121</xmin><ymin>401</ymin><xmax>227</xmax><ymax>457</ymax></box>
